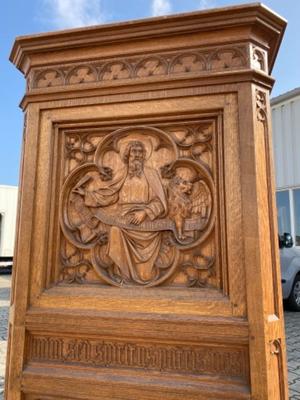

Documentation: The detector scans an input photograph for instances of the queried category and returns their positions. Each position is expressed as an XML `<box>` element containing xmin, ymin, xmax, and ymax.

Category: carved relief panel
<box><xmin>6</xmin><ymin>4</ymin><xmax>289</xmax><ymax>400</ymax></box>
<box><xmin>59</xmin><ymin>118</ymin><xmax>221</xmax><ymax>289</ymax></box>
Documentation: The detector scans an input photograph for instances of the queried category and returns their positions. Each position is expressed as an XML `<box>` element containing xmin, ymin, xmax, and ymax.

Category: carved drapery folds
<box><xmin>60</xmin><ymin>122</ymin><xmax>216</xmax><ymax>288</ymax></box>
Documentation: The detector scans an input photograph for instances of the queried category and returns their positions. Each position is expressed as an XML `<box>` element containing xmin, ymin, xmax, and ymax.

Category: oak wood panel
<box><xmin>25</xmin><ymin>311</ymin><xmax>249</xmax><ymax>344</ymax></box>
<box><xmin>6</xmin><ymin>4</ymin><xmax>287</xmax><ymax>400</ymax></box>
<box><xmin>22</xmin><ymin>365</ymin><xmax>251</xmax><ymax>400</ymax></box>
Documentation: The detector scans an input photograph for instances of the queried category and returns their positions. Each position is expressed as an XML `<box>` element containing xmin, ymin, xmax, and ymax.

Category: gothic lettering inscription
<box><xmin>28</xmin><ymin>335</ymin><xmax>248</xmax><ymax>380</ymax></box>
<box><xmin>60</xmin><ymin>124</ymin><xmax>216</xmax><ymax>287</ymax></box>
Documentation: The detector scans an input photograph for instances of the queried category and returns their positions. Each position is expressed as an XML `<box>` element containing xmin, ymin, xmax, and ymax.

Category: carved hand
<box><xmin>99</xmin><ymin>166</ymin><xmax>113</xmax><ymax>181</ymax></box>
<box><xmin>128</xmin><ymin>210</ymin><xmax>147</xmax><ymax>225</ymax></box>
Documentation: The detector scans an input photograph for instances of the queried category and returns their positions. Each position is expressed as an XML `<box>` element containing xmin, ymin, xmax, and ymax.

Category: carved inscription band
<box><xmin>28</xmin><ymin>335</ymin><xmax>249</xmax><ymax>380</ymax></box>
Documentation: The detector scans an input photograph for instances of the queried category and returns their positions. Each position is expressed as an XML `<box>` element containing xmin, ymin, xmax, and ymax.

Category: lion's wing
<box><xmin>191</xmin><ymin>181</ymin><xmax>210</xmax><ymax>215</ymax></box>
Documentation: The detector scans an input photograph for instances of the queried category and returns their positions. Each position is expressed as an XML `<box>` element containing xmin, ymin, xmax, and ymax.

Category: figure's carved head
<box><xmin>123</xmin><ymin>141</ymin><xmax>146</xmax><ymax>164</ymax></box>
<box><xmin>169</xmin><ymin>175</ymin><xmax>193</xmax><ymax>196</ymax></box>
<box><xmin>168</xmin><ymin>167</ymin><xmax>196</xmax><ymax>197</ymax></box>
<box><xmin>123</xmin><ymin>141</ymin><xmax>146</xmax><ymax>177</ymax></box>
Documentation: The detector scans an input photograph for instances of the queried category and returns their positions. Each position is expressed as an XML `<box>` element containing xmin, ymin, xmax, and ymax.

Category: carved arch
<box><xmin>134</xmin><ymin>56</ymin><xmax>168</xmax><ymax>78</ymax></box>
<box><xmin>99</xmin><ymin>61</ymin><xmax>132</xmax><ymax>81</ymax></box>
<box><xmin>208</xmin><ymin>47</ymin><xmax>246</xmax><ymax>71</ymax></box>
<box><xmin>66</xmin><ymin>65</ymin><xmax>98</xmax><ymax>85</ymax></box>
<box><xmin>34</xmin><ymin>68</ymin><xmax>65</xmax><ymax>88</ymax></box>
<box><xmin>169</xmin><ymin>52</ymin><xmax>206</xmax><ymax>74</ymax></box>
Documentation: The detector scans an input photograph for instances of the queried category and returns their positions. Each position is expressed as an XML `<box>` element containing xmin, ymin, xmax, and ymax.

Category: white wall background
<box><xmin>272</xmin><ymin>93</ymin><xmax>300</xmax><ymax>189</ymax></box>
<box><xmin>0</xmin><ymin>185</ymin><xmax>18</xmax><ymax>257</ymax></box>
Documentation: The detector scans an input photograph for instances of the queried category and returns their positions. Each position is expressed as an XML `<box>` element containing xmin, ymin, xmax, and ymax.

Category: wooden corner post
<box><xmin>6</xmin><ymin>3</ymin><xmax>288</xmax><ymax>399</ymax></box>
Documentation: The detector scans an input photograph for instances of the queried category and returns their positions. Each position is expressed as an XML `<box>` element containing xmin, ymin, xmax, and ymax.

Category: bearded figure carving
<box><xmin>70</xmin><ymin>140</ymin><xmax>167</xmax><ymax>284</ymax></box>
<box><xmin>61</xmin><ymin>127</ymin><xmax>214</xmax><ymax>287</ymax></box>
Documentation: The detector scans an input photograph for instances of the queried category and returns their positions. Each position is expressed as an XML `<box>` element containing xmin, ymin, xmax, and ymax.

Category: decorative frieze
<box><xmin>29</xmin><ymin>45</ymin><xmax>248</xmax><ymax>91</ymax></box>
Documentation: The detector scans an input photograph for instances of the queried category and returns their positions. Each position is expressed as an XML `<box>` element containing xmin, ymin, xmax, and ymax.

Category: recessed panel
<box><xmin>56</xmin><ymin>117</ymin><xmax>224</xmax><ymax>290</ymax></box>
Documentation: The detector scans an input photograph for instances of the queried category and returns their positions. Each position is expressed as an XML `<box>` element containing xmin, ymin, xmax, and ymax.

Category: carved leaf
<box><xmin>171</xmin><ymin>54</ymin><xmax>206</xmax><ymax>74</ymax></box>
<box><xmin>101</xmin><ymin>62</ymin><xmax>131</xmax><ymax>80</ymax></box>
<box><xmin>60</xmin><ymin>246</ymin><xmax>92</xmax><ymax>284</ymax></box>
<box><xmin>210</xmin><ymin>50</ymin><xmax>244</xmax><ymax>70</ymax></box>
<box><xmin>35</xmin><ymin>70</ymin><xmax>64</xmax><ymax>88</ymax></box>
<box><xmin>68</xmin><ymin>66</ymin><xmax>97</xmax><ymax>84</ymax></box>
<box><xmin>136</xmin><ymin>57</ymin><xmax>167</xmax><ymax>78</ymax></box>
<box><xmin>252</xmin><ymin>48</ymin><xmax>265</xmax><ymax>71</ymax></box>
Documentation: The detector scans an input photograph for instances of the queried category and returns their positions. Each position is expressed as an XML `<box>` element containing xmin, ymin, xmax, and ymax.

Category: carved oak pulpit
<box><xmin>6</xmin><ymin>3</ymin><xmax>288</xmax><ymax>399</ymax></box>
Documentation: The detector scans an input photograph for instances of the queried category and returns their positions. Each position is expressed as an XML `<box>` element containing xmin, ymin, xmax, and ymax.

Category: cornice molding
<box><xmin>10</xmin><ymin>3</ymin><xmax>286</xmax><ymax>76</ymax></box>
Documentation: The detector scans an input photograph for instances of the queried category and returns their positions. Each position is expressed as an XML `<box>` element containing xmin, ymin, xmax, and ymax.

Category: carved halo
<box><xmin>94</xmin><ymin>126</ymin><xmax>179</xmax><ymax>168</ymax></box>
<box><xmin>118</xmin><ymin>134</ymin><xmax>154</xmax><ymax>161</ymax></box>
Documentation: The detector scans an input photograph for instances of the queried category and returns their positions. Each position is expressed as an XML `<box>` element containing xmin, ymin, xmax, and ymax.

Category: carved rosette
<box><xmin>60</xmin><ymin>125</ymin><xmax>215</xmax><ymax>287</ymax></box>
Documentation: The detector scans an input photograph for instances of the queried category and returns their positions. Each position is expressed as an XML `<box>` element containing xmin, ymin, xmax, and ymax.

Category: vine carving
<box><xmin>256</xmin><ymin>89</ymin><xmax>267</xmax><ymax>123</ymax></box>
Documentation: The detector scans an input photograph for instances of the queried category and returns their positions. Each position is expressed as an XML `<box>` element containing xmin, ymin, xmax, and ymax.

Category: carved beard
<box><xmin>128</xmin><ymin>159</ymin><xmax>144</xmax><ymax>178</ymax></box>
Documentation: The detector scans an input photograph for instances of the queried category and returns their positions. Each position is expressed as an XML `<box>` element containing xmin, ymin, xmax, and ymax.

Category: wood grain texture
<box><xmin>6</xmin><ymin>4</ymin><xmax>287</xmax><ymax>400</ymax></box>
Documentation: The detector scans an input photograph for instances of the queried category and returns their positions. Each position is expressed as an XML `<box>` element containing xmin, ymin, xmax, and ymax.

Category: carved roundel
<box><xmin>60</xmin><ymin>126</ymin><xmax>214</xmax><ymax>286</ymax></box>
